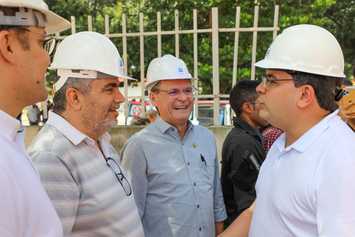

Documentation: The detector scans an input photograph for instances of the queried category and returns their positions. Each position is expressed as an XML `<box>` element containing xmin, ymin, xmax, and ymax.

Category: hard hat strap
<box><xmin>53</xmin><ymin>69</ymin><xmax>98</xmax><ymax>93</ymax></box>
<box><xmin>0</xmin><ymin>7</ymin><xmax>47</xmax><ymax>28</ymax></box>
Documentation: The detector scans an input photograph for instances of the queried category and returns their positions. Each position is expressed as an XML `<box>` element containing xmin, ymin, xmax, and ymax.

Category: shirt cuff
<box><xmin>214</xmin><ymin>206</ymin><xmax>228</xmax><ymax>222</ymax></box>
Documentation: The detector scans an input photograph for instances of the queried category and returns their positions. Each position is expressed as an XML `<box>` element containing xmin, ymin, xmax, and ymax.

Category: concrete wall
<box><xmin>25</xmin><ymin>125</ymin><xmax>232</xmax><ymax>161</ymax></box>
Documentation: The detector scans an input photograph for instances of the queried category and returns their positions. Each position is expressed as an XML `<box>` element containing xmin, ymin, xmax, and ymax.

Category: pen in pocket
<box><xmin>200</xmin><ymin>154</ymin><xmax>207</xmax><ymax>167</ymax></box>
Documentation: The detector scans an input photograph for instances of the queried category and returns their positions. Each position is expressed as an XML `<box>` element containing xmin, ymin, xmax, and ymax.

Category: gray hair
<box><xmin>52</xmin><ymin>77</ymin><xmax>92</xmax><ymax>114</ymax></box>
<box><xmin>53</xmin><ymin>72</ymin><xmax>119</xmax><ymax>114</ymax></box>
<box><xmin>147</xmin><ymin>81</ymin><xmax>161</xmax><ymax>93</ymax></box>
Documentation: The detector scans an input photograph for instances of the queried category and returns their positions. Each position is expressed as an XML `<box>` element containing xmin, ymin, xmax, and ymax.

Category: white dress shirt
<box><xmin>0</xmin><ymin>110</ymin><xmax>62</xmax><ymax>237</ymax></box>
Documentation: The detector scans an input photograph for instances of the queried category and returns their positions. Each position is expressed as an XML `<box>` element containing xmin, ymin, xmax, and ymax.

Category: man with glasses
<box><xmin>249</xmin><ymin>25</ymin><xmax>355</xmax><ymax>237</ymax></box>
<box><xmin>28</xmin><ymin>32</ymin><xmax>144</xmax><ymax>237</ymax></box>
<box><xmin>0</xmin><ymin>1</ymin><xmax>70</xmax><ymax>236</ymax></box>
<box><xmin>221</xmin><ymin>80</ymin><xmax>267</xmax><ymax>225</ymax></box>
<box><xmin>121</xmin><ymin>54</ymin><xmax>227</xmax><ymax>237</ymax></box>
<box><xmin>220</xmin><ymin>24</ymin><xmax>355</xmax><ymax>237</ymax></box>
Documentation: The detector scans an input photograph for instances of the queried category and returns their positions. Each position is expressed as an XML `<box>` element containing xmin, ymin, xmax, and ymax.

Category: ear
<box><xmin>65</xmin><ymin>87</ymin><xmax>83</xmax><ymax>111</ymax></box>
<box><xmin>149</xmin><ymin>92</ymin><xmax>158</xmax><ymax>106</ymax></box>
<box><xmin>242</xmin><ymin>102</ymin><xmax>254</xmax><ymax>115</ymax></box>
<box><xmin>0</xmin><ymin>30</ymin><xmax>17</xmax><ymax>64</ymax></box>
<box><xmin>296</xmin><ymin>85</ymin><xmax>315</xmax><ymax>109</ymax></box>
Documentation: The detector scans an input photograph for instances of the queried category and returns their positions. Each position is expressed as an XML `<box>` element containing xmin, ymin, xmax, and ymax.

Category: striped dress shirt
<box><xmin>28</xmin><ymin>111</ymin><xmax>144</xmax><ymax>237</ymax></box>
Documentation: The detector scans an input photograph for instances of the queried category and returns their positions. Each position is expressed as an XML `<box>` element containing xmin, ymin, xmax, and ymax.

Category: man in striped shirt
<box><xmin>28</xmin><ymin>32</ymin><xmax>144</xmax><ymax>237</ymax></box>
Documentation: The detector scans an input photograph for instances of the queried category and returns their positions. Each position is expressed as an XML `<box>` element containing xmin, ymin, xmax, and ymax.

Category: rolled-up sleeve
<box><xmin>121</xmin><ymin>140</ymin><xmax>148</xmax><ymax>218</ymax></box>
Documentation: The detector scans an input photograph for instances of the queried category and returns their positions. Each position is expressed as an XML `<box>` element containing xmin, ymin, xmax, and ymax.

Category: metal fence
<box><xmin>54</xmin><ymin>5</ymin><xmax>280</xmax><ymax>126</ymax></box>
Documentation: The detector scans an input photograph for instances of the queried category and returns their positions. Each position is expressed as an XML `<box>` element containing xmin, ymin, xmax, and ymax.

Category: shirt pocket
<box><xmin>196</xmin><ymin>153</ymin><xmax>215</xmax><ymax>193</ymax></box>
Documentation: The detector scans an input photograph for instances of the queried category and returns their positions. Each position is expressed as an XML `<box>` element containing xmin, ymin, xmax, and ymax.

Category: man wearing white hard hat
<box><xmin>28</xmin><ymin>31</ymin><xmax>144</xmax><ymax>237</ymax></box>
<box><xmin>121</xmin><ymin>54</ymin><xmax>227</xmax><ymax>237</ymax></box>
<box><xmin>219</xmin><ymin>24</ymin><xmax>355</xmax><ymax>237</ymax></box>
<box><xmin>0</xmin><ymin>0</ymin><xmax>70</xmax><ymax>236</ymax></box>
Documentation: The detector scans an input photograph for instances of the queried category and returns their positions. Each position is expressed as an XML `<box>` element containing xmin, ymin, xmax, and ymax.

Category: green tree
<box><xmin>47</xmin><ymin>0</ymin><xmax>354</xmax><ymax>93</ymax></box>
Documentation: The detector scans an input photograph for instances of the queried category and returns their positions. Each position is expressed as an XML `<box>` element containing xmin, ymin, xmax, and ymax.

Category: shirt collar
<box><xmin>276</xmin><ymin>109</ymin><xmax>339</xmax><ymax>153</ymax></box>
<box><xmin>154</xmin><ymin>116</ymin><xmax>171</xmax><ymax>133</ymax></box>
<box><xmin>233</xmin><ymin>117</ymin><xmax>262</xmax><ymax>141</ymax></box>
<box><xmin>0</xmin><ymin>110</ymin><xmax>22</xmax><ymax>142</ymax></box>
<box><xmin>47</xmin><ymin>111</ymin><xmax>111</xmax><ymax>146</ymax></box>
<box><xmin>154</xmin><ymin>116</ymin><xmax>194</xmax><ymax>135</ymax></box>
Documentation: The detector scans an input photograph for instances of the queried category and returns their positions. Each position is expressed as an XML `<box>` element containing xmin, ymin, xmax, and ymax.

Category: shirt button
<box><xmin>197</xmin><ymin>204</ymin><xmax>200</xmax><ymax>208</ymax></box>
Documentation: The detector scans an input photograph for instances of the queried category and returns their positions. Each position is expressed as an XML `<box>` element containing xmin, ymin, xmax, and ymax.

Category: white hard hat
<box><xmin>255</xmin><ymin>24</ymin><xmax>345</xmax><ymax>78</ymax></box>
<box><xmin>0</xmin><ymin>0</ymin><xmax>70</xmax><ymax>34</ymax></box>
<box><xmin>51</xmin><ymin>31</ymin><xmax>133</xmax><ymax>92</ymax></box>
<box><xmin>146</xmin><ymin>54</ymin><xmax>193</xmax><ymax>88</ymax></box>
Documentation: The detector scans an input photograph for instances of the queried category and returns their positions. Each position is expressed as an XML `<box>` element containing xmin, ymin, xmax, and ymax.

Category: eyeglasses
<box><xmin>157</xmin><ymin>87</ymin><xmax>196</xmax><ymax>97</ymax></box>
<box><xmin>106</xmin><ymin>157</ymin><xmax>132</xmax><ymax>196</ymax></box>
<box><xmin>17</xmin><ymin>27</ymin><xmax>57</xmax><ymax>56</ymax></box>
<box><xmin>260</xmin><ymin>76</ymin><xmax>293</xmax><ymax>88</ymax></box>
<box><xmin>43</xmin><ymin>37</ymin><xmax>57</xmax><ymax>56</ymax></box>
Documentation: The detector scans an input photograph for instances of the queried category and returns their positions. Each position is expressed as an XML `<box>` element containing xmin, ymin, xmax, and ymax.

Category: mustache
<box><xmin>254</xmin><ymin>98</ymin><xmax>263</xmax><ymax>105</ymax></box>
<box><xmin>109</xmin><ymin>104</ymin><xmax>120</xmax><ymax>111</ymax></box>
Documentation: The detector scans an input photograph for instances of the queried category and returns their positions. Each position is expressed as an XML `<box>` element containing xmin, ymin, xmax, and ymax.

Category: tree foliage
<box><xmin>47</xmin><ymin>0</ymin><xmax>355</xmax><ymax>94</ymax></box>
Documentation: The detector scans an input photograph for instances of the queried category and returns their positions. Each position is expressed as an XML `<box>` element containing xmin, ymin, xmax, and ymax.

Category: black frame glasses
<box><xmin>12</xmin><ymin>27</ymin><xmax>57</xmax><ymax>56</ymax></box>
<box><xmin>43</xmin><ymin>37</ymin><xmax>57</xmax><ymax>56</ymax></box>
<box><xmin>106</xmin><ymin>157</ymin><xmax>132</xmax><ymax>196</ymax></box>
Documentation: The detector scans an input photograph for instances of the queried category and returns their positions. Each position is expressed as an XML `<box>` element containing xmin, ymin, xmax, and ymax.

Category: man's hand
<box><xmin>217</xmin><ymin>202</ymin><xmax>255</xmax><ymax>237</ymax></box>
<box><xmin>215</xmin><ymin>221</ymin><xmax>224</xmax><ymax>236</ymax></box>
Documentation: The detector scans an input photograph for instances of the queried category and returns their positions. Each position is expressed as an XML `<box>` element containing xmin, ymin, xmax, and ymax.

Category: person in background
<box><xmin>27</xmin><ymin>104</ymin><xmax>41</xmax><ymax>125</ymax></box>
<box><xmin>131</xmin><ymin>109</ymin><xmax>159</xmax><ymax>125</ymax></box>
<box><xmin>336</xmin><ymin>78</ymin><xmax>355</xmax><ymax>131</ymax></box>
<box><xmin>131</xmin><ymin>116</ymin><xmax>150</xmax><ymax>125</ymax></box>
<box><xmin>260</xmin><ymin>124</ymin><xmax>282</xmax><ymax>153</ymax></box>
<box><xmin>342</xmin><ymin>78</ymin><xmax>352</xmax><ymax>87</ymax></box>
<box><xmin>42</xmin><ymin>99</ymin><xmax>53</xmax><ymax>123</ymax></box>
<box><xmin>221</xmin><ymin>80</ymin><xmax>267</xmax><ymax>225</ymax></box>
<box><xmin>121</xmin><ymin>54</ymin><xmax>227</xmax><ymax>237</ymax></box>
<box><xmin>146</xmin><ymin>109</ymin><xmax>158</xmax><ymax>123</ymax></box>
<box><xmin>28</xmin><ymin>32</ymin><xmax>144</xmax><ymax>237</ymax></box>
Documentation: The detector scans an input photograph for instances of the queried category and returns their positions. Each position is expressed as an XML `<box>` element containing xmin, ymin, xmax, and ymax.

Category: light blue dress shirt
<box><xmin>121</xmin><ymin>117</ymin><xmax>227</xmax><ymax>237</ymax></box>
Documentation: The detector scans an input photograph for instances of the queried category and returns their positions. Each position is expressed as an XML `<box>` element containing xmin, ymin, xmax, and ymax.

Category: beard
<box><xmin>92</xmin><ymin>116</ymin><xmax>117</xmax><ymax>136</ymax></box>
<box><xmin>93</xmin><ymin>118</ymin><xmax>117</xmax><ymax>133</ymax></box>
<box><xmin>81</xmin><ymin>106</ymin><xmax>118</xmax><ymax>138</ymax></box>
